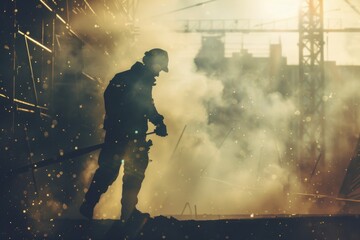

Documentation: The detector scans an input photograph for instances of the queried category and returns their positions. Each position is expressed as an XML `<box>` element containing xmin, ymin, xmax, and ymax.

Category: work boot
<box><xmin>121</xmin><ymin>209</ymin><xmax>150</xmax><ymax>239</ymax></box>
<box><xmin>131</xmin><ymin>208</ymin><xmax>150</xmax><ymax>219</ymax></box>
<box><xmin>80</xmin><ymin>201</ymin><xmax>95</xmax><ymax>220</ymax></box>
<box><xmin>121</xmin><ymin>208</ymin><xmax>150</xmax><ymax>223</ymax></box>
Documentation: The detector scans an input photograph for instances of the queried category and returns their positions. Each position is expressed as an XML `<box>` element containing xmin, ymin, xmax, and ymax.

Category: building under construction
<box><xmin>1</xmin><ymin>0</ymin><xmax>360</xmax><ymax>239</ymax></box>
<box><xmin>195</xmin><ymin>36</ymin><xmax>360</xmax><ymax>205</ymax></box>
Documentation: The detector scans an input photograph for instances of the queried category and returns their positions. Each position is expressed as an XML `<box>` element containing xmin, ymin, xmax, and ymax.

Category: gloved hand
<box><xmin>155</xmin><ymin>123</ymin><xmax>168</xmax><ymax>137</ymax></box>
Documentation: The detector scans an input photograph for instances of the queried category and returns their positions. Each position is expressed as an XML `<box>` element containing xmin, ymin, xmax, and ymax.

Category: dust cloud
<box><xmin>75</xmin><ymin>2</ymin><xmax>312</xmax><ymax>218</ymax></box>
<box><xmin>29</xmin><ymin>0</ymin><xmax>360</xmax><ymax>219</ymax></box>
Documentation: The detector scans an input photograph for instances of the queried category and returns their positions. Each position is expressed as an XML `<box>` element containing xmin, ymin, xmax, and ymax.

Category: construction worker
<box><xmin>80</xmin><ymin>48</ymin><xmax>169</xmax><ymax>222</ymax></box>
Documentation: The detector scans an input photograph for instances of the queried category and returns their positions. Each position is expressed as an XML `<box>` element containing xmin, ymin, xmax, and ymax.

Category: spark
<box><xmin>84</xmin><ymin>0</ymin><xmax>97</xmax><ymax>16</ymax></box>
<box><xmin>40</xmin><ymin>0</ymin><xmax>52</xmax><ymax>12</ymax></box>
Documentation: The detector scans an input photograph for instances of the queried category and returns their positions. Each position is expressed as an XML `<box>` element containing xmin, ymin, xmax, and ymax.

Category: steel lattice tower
<box><xmin>298</xmin><ymin>0</ymin><xmax>325</xmax><ymax>169</ymax></box>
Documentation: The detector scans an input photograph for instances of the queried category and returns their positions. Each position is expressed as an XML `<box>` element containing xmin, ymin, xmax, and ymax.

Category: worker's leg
<box><xmin>81</xmin><ymin>142</ymin><xmax>125</xmax><ymax>219</ymax></box>
<box><xmin>120</xmin><ymin>140</ymin><xmax>150</xmax><ymax>221</ymax></box>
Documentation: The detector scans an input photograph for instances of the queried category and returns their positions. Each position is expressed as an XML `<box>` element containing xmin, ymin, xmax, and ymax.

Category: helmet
<box><xmin>143</xmin><ymin>48</ymin><xmax>169</xmax><ymax>72</ymax></box>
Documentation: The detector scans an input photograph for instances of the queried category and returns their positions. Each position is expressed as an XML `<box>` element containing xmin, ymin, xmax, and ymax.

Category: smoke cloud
<box><xmin>72</xmin><ymin>1</ymin><xmax>360</xmax><ymax>218</ymax></box>
<box><xmin>22</xmin><ymin>0</ymin><xmax>360</xmax><ymax>220</ymax></box>
<box><xmin>75</xmin><ymin>4</ymin><xmax>312</xmax><ymax>218</ymax></box>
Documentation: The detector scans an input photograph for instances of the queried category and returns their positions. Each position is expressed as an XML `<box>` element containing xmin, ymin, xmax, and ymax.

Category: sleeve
<box><xmin>144</xmin><ymin>85</ymin><xmax>164</xmax><ymax>126</ymax></box>
<box><xmin>103</xmin><ymin>74</ymin><xmax>126</xmax><ymax>129</ymax></box>
<box><xmin>104</xmin><ymin>80</ymin><xmax>121</xmax><ymax>117</ymax></box>
<box><xmin>103</xmin><ymin>81</ymin><xmax>115</xmax><ymax>129</ymax></box>
<box><xmin>148</xmin><ymin>98</ymin><xmax>164</xmax><ymax>126</ymax></box>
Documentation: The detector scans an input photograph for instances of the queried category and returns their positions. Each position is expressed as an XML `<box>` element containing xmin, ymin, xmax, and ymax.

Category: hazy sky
<box><xmin>136</xmin><ymin>0</ymin><xmax>360</xmax><ymax>64</ymax></box>
<box><xmin>142</xmin><ymin>0</ymin><xmax>360</xmax><ymax>22</ymax></box>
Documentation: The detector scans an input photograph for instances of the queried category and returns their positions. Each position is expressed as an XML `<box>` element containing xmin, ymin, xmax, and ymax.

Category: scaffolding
<box><xmin>0</xmin><ymin>0</ymin><xmax>138</xmax><ymax>126</ymax></box>
<box><xmin>0</xmin><ymin>0</ymin><xmax>139</xmax><ymax>191</ymax></box>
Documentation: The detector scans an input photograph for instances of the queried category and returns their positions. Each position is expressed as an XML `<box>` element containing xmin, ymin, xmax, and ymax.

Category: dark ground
<box><xmin>2</xmin><ymin>214</ymin><xmax>359</xmax><ymax>240</ymax></box>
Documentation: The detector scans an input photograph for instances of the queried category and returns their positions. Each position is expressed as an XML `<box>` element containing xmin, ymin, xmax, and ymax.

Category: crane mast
<box><xmin>298</xmin><ymin>0</ymin><xmax>325</xmax><ymax>173</ymax></box>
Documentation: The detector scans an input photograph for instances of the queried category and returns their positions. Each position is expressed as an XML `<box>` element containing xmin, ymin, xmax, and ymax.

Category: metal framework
<box><xmin>1</xmin><ymin>0</ymin><xmax>139</xmax><ymax>116</ymax></box>
<box><xmin>0</xmin><ymin>0</ymin><xmax>140</xmax><ymax>193</ymax></box>
<box><xmin>298</xmin><ymin>0</ymin><xmax>325</xmax><ymax>169</ymax></box>
<box><xmin>339</xmin><ymin>136</ymin><xmax>360</xmax><ymax>201</ymax></box>
<box><xmin>339</xmin><ymin>138</ymin><xmax>360</xmax><ymax>207</ymax></box>
<box><xmin>178</xmin><ymin>19</ymin><xmax>360</xmax><ymax>33</ymax></box>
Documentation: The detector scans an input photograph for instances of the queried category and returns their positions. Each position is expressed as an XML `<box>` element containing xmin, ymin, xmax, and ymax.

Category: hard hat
<box><xmin>144</xmin><ymin>48</ymin><xmax>169</xmax><ymax>72</ymax></box>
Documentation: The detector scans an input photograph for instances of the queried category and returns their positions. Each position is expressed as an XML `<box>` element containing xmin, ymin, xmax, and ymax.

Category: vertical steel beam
<box><xmin>298</xmin><ymin>0</ymin><xmax>325</xmax><ymax>171</ymax></box>
<box><xmin>11</xmin><ymin>0</ymin><xmax>18</xmax><ymax>133</ymax></box>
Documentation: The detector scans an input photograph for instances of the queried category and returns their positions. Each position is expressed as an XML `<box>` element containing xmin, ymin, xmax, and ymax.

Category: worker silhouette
<box><xmin>80</xmin><ymin>48</ymin><xmax>169</xmax><ymax>222</ymax></box>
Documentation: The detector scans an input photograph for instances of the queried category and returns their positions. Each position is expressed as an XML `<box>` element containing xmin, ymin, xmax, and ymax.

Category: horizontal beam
<box><xmin>177</xmin><ymin>19</ymin><xmax>360</xmax><ymax>33</ymax></box>
<box><xmin>18</xmin><ymin>30</ymin><xmax>52</xmax><ymax>53</ymax></box>
<box><xmin>0</xmin><ymin>93</ymin><xmax>48</xmax><ymax>111</ymax></box>
<box><xmin>180</xmin><ymin>28</ymin><xmax>360</xmax><ymax>33</ymax></box>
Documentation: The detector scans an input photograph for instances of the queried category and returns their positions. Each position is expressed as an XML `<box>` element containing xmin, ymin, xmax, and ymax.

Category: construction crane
<box><xmin>174</xmin><ymin>0</ymin><xmax>360</xmax><ymax>203</ymax></box>
<box><xmin>178</xmin><ymin>1</ymin><xmax>360</xmax><ymax>166</ymax></box>
<box><xmin>298</xmin><ymin>0</ymin><xmax>325</xmax><ymax>177</ymax></box>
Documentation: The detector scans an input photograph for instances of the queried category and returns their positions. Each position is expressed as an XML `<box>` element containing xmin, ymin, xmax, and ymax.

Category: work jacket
<box><xmin>103</xmin><ymin>62</ymin><xmax>164</xmax><ymax>140</ymax></box>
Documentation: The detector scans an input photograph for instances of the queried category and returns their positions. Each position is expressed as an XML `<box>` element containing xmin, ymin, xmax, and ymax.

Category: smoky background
<box><xmin>75</xmin><ymin>1</ymin><xmax>360</xmax><ymax>218</ymax></box>
<box><xmin>2</xmin><ymin>0</ymin><xmax>360</xmax><ymax>222</ymax></box>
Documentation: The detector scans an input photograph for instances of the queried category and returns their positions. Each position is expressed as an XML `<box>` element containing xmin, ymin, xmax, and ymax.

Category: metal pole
<box><xmin>11</xmin><ymin>0</ymin><xmax>18</xmax><ymax>134</ymax></box>
<box><xmin>169</xmin><ymin>125</ymin><xmax>187</xmax><ymax>160</ymax></box>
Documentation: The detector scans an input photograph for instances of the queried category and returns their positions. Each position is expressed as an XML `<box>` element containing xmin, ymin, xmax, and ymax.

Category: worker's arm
<box><xmin>144</xmin><ymin>84</ymin><xmax>168</xmax><ymax>137</ymax></box>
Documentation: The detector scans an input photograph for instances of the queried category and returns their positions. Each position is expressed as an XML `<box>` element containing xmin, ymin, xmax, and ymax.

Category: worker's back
<box><xmin>103</xmin><ymin>62</ymin><xmax>156</xmax><ymax>139</ymax></box>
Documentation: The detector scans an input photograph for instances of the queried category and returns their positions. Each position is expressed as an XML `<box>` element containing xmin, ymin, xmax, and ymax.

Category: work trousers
<box><xmin>84</xmin><ymin>134</ymin><xmax>150</xmax><ymax>221</ymax></box>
